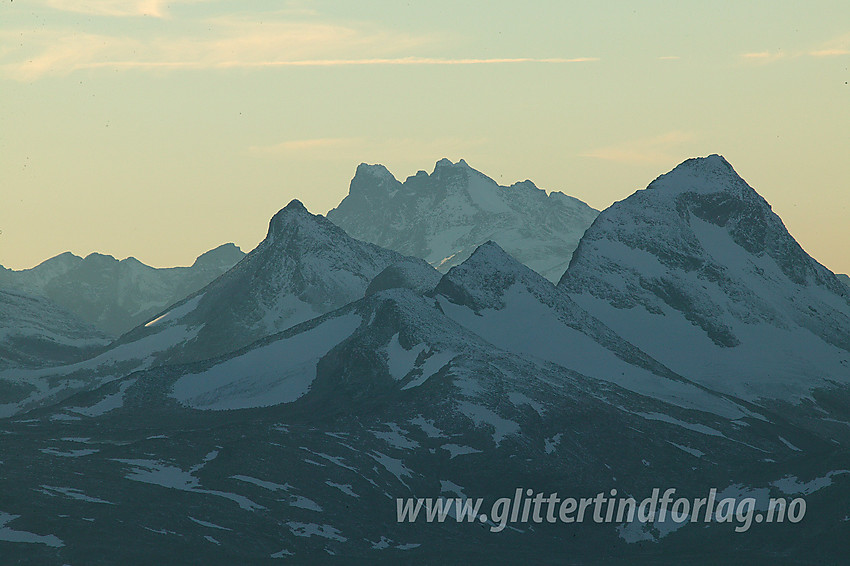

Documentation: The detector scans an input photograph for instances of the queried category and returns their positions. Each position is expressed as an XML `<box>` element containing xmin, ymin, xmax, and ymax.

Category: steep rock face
<box><xmin>560</xmin><ymin>154</ymin><xmax>850</xmax><ymax>401</ymax></box>
<box><xmin>0</xmin><ymin>243</ymin><xmax>245</xmax><ymax>336</ymax></box>
<box><xmin>0</xmin><ymin>289</ymin><xmax>110</xmax><ymax>371</ymax></box>
<box><xmin>327</xmin><ymin>159</ymin><xmax>598</xmax><ymax>282</ymax></box>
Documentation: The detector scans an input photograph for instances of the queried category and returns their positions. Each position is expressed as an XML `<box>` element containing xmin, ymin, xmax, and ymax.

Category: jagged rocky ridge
<box><xmin>327</xmin><ymin>158</ymin><xmax>598</xmax><ymax>282</ymax></box>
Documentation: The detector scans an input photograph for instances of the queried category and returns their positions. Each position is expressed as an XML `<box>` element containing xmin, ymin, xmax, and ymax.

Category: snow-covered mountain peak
<box><xmin>429</xmin><ymin>158</ymin><xmax>490</xmax><ymax>190</ymax></box>
<box><xmin>451</xmin><ymin>241</ymin><xmax>522</xmax><ymax>275</ymax></box>
<box><xmin>646</xmin><ymin>154</ymin><xmax>752</xmax><ymax>198</ymax></box>
<box><xmin>560</xmin><ymin>156</ymin><xmax>850</xmax><ymax>401</ymax></box>
<box><xmin>434</xmin><ymin>241</ymin><xmax>546</xmax><ymax>312</ymax></box>
<box><xmin>265</xmin><ymin>199</ymin><xmax>343</xmax><ymax>245</ymax></box>
<box><xmin>86</xmin><ymin>199</ymin><xmax>408</xmax><ymax>370</ymax></box>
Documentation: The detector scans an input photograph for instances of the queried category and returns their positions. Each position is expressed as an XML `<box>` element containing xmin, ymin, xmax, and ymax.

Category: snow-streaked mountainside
<box><xmin>327</xmin><ymin>158</ymin><xmax>598</xmax><ymax>282</ymax></box>
<box><xmin>0</xmin><ymin>200</ymin><xmax>407</xmax><ymax>416</ymax></box>
<box><xmin>433</xmin><ymin>242</ymin><xmax>747</xmax><ymax>416</ymax></box>
<box><xmin>840</xmin><ymin>273</ymin><xmax>850</xmax><ymax>288</ymax></box>
<box><xmin>0</xmin><ymin>290</ymin><xmax>111</xmax><ymax>370</ymax></box>
<box><xmin>83</xmin><ymin>241</ymin><xmax>745</xmax><ymax>418</ymax></box>
<box><xmin>114</xmin><ymin>200</ymin><xmax>405</xmax><ymax>366</ymax></box>
<box><xmin>560</xmin><ymin>154</ymin><xmax>850</xmax><ymax>402</ymax></box>
<box><xmin>4</xmin><ymin>156</ymin><xmax>850</xmax><ymax>563</ymax></box>
<box><xmin>0</xmin><ymin>243</ymin><xmax>245</xmax><ymax>336</ymax></box>
<box><xmin>9</xmin><ymin>240</ymin><xmax>850</xmax><ymax>563</ymax></box>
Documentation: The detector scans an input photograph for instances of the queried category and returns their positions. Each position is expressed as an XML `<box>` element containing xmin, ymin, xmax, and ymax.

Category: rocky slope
<box><xmin>0</xmin><ymin>289</ymin><xmax>110</xmax><ymax>371</ymax></box>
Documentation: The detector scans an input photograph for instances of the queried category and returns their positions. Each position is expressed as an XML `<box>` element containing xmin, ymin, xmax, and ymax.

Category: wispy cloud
<box><xmin>0</xmin><ymin>9</ymin><xmax>597</xmax><ymax>81</ymax></box>
<box><xmin>809</xmin><ymin>48</ymin><xmax>850</xmax><ymax>57</ymax></box>
<box><xmin>92</xmin><ymin>56</ymin><xmax>598</xmax><ymax>70</ymax></box>
<box><xmin>741</xmin><ymin>33</ymin><xmax>850</xmax><ymax>63</ymax></box>
<box><xmin>740</xmin><ymin>50</ymin><xmax>787</xmax><ymax>62</ymax></box>
<box><xmin>43</xmin><ymin>0</ymin><xmax>208</xmax><ymax>18</ymax></box>
<box><xmin>0</xmin><ymin>19</ymin><xmax>424</xmax><ymax>80</ymax></box>
<box><xmin>580</xmin><ymin>131</ymin><xmax>695</xmax><ymax>166</ymax></box>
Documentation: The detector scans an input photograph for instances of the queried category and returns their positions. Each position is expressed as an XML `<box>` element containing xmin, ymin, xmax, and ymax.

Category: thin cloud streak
<box><xmin>43</xmin><ymin>0</ymin><xmax>210</xmax><ymax>18</ymax></box>
<box><xmin>96</xmin><ymin>56</ymin><xmax>599</xmax><ymax>69</ymax></box>
<box><xmin>2</xmin><ymin>34</ymin><xmax>599</xmax><ymax>80</ymax></box>
<box><xmin>1</xmin><ymin>6</ymin><xmax>598</xmax><ymax>81</ymax></box>
<box><xmin>741</xmin><ymin>51</ymin><xmax>785</xmax><ymax>61</ymax></box>
<box><xmin>809</xmin><ymin>48</ymin><xmax>850</xmax><ymax>57</ymax></box>
<box><xmin>741</xmin><ymin>34</ymin><xmax>850</xmax><ymax>62</ymax></box>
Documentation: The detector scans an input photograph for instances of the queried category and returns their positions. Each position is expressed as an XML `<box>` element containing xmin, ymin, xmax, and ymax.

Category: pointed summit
<box><xmin>111</xmin><ymin>198</ymin><xmax>405</xmax><ymax>366</ymax></box>
<box><xmin>456</xmin><ymin>241</ymin><xmax>518</xmax><ymax>272</ymax></box>
<box><xmin>266</xmin><ymin>199</ymin><xmax>334</xmax><ymax>244</ymax></box>
<box><xmin>434</xmin><ymin>241</ymin><xmax>545</xmax><ymax>312</ymax></box>
<box><xmin>284</xmin><ymin>198</ymin><xmax>307</xmax><ymax>211</ymax></box>
<box><xmin>433</xmin><ymin>157</ymin><xmax>454</xmax><ymax>171</ymax></box>
<box><xmin>646</xmin><ymin>154</ymin><xmax>752</xmax><ymax>198</ymax></box>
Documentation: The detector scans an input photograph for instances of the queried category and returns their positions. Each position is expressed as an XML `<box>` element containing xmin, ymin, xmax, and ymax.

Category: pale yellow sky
<box><xmin>1</xmin><ymin>1</ymin><xmax>848</xmax><ymax>272</ymax></box>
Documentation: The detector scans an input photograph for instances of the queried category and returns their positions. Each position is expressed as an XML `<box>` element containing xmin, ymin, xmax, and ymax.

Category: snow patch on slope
<box><xmin>172</xmin><ymin>315</ymin><xmax>361</xmax><ymax>410</ymax></box>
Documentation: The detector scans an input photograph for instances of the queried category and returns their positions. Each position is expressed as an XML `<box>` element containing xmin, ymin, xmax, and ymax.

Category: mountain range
<box><xmin>0</xmin><ymin>243</ymin><xmax>245</xmax><ymax>336</ymax></box>
<box><xmin>1</xmin><ymin>155</ymin><xmax>849</xmax><ymax>564</ymax></box>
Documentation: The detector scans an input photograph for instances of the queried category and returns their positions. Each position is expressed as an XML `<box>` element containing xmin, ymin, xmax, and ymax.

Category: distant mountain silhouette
<box><xmin>327</xmin><ymin>159</ymin><xmax>598</xmax><ymax>282</ymax></box>
<box><xmin>0</xmin><ymin>243</ymin><xmax>245</xmax><ymax>336</ymax></box>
